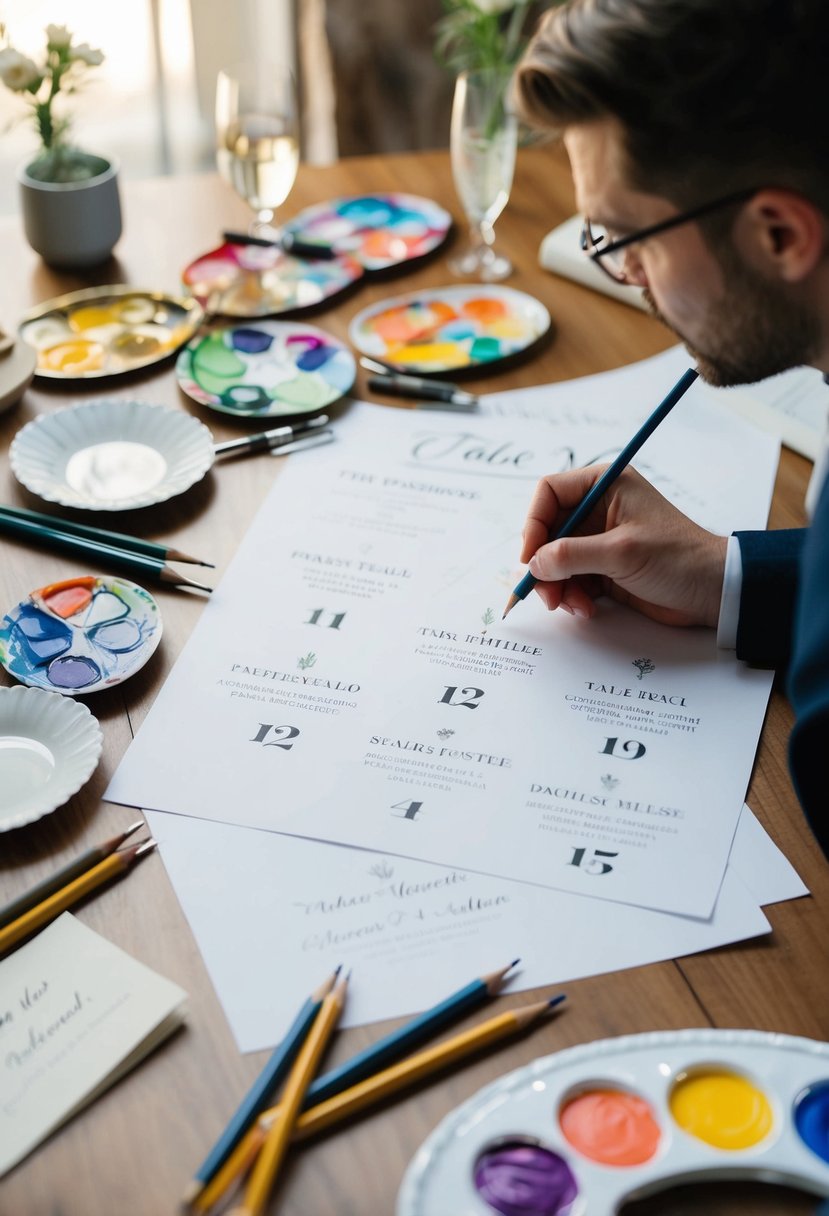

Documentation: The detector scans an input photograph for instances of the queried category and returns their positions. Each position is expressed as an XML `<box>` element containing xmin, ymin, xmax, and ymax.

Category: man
<box><xmin>512</xmin><ymin>0</ymin><xmax>829</xmax><ymax>855</ymax></box>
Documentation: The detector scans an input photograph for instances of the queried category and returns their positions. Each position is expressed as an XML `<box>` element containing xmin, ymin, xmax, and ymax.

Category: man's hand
<box><xmin>520</xmin><ymin>465</ymin><xmax>727</xmax><ymax>628</ymax></box>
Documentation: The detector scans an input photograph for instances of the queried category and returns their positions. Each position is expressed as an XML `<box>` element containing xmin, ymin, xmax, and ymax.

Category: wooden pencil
<box><xmin>0</xmin><ymin>820</ymin><xmax>144</xmax><ymax>929</ymax></box>
<box><xmin>0</xmin><ymin>503</ymin><xmax>212</xmax><ymax>565</ymax></box>
<box><xmin>0</xmin><ymin>839</ymin><xmax>157</xmax><ymax>955</ymax></box>
<box><xmin>228</xmin><ymin>972</ymin><xmax>349</xmax><ymax>1216</ymax></box>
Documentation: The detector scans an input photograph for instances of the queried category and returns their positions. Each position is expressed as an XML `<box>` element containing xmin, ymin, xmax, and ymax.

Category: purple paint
<box><xmin>474</xmin><ymin>1139</ymin><xmax>578</xmax><ymax>1216</ymax></box>
<box><xmin>47</xmin><ymin>654</ymin><xmax>100</xmax><ymax>689</ymax></box>
<box><xmin>231</xmin><ymin>327</ymin><xmax>273</xmax><ymax>354</ymax></box>
<box><xmin>91</xmin><ymin>619</ymin><xmax>142</xmax><ymax>653</ymax></box>
<box><xmin>794</xmin><ymin>1080</ymin><xmax>829</xmax><ymax>1164</ymax></box>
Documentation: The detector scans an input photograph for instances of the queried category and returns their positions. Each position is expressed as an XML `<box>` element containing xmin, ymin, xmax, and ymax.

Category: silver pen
<box><xmin>213</xmin><ymin>414</ymin><xmax>330</xmax><ymax>458</ymax></box>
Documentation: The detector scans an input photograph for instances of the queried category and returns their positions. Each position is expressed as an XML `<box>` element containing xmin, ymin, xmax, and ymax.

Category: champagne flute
<box><xmin>215</xmin><ymin>62</ymin><xmax>299</xmax><ymax>239</ymax></box>
<box><xmin>449</xmin><ymin>68</ymin><xmax>517</xmax><ymax>281</ymax></box>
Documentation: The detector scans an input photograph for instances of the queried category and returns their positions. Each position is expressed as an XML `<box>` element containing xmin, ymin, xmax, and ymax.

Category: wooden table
<box><xmin>1</xmin><ymin>148</ymin><xmax>826</xmax><ymax>1216</ymax></box>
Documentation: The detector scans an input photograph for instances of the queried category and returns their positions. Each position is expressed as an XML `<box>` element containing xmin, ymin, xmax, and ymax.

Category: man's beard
<box><xmin>641</xmin><ymin>247</ymin><xmax>820</xmax><ymax>388</ymax></box>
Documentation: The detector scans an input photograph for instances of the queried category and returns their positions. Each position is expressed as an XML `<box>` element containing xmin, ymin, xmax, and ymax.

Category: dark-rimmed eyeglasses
<box><xmin>580</xmin><ymin>187</ymin><xmax>757</xmax><ymax>284</ymax></box>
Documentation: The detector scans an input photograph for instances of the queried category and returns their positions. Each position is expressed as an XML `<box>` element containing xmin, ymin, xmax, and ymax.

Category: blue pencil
<box><xmin>301</xmin><ymin>957</ymin><xmax>520</xmax><ymax>1109</ymax></box>
<box><xmin>502</xmin><ymin>366</ymin><xmax>699</xmax><ymax>618</ymax></box>
<box><xmin>182</xmin><ymin>967</ymin><xmax>339</xmax><ymax>1206</ymax></box>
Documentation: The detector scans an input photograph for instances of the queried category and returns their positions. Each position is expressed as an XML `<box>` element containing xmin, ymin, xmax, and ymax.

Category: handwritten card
<box><xmin>0</xmin><ymin>913</ymin><xmax>186</xmax><ymax>1177</ymax></box>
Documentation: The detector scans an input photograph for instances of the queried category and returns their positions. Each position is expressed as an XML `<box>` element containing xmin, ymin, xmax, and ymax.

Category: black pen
<box><xmin>213</xmin><ymin>414</ymin><xmax>331</xmax><ymax>458</ymax></box>
<box><xmin>360</xmin><ymin>358</ymin><xmax>478</xmax><ymax>408</ymax></box>
<box><xmin>221</xmin><ymin>229</ymin><xmax>336</xmax><ymax>261</ymax></box>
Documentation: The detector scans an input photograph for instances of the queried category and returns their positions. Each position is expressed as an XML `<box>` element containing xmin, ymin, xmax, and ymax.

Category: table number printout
<box><xmin>106</xmin><ymin>365</ymin><xmax>780</xmax><ymax>919</ymax></box>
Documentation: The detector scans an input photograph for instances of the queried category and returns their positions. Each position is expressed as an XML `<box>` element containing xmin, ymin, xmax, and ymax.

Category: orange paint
<box><xmin>40</xmin><ymin>339</ymin><xmax>105</xmax><ymax>373</ymax></box>
<box><xmin>462</xmin><ymin>296</ymin><xmax>508</xmax><ymax>322</ymax></box>
<box><xmin>36</xmin><ymin>576</ymin><xmax>96</xmax><ymax>619</ymax></box>
<box><xmin>559</xmin><ymin>1088</ymin><xmax>661</xmax><ymax>1166</ymax></box>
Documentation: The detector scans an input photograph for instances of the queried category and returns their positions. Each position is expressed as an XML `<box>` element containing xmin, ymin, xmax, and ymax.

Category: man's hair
<box><xmin>515</xmin><ymin>0</ymin><xmax>829</xmax><ymax>213</ymax></box>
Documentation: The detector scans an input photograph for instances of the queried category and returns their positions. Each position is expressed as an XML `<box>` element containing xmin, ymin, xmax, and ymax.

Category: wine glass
<box><xmin>215</xmin><ymin>61</ymin><xmax>299</xmax><ymax>239</ymax></box>
<box><xmin>449</xmin><ymin>68</ymin><xmax>518</xmax><ymax>281</ymax></box>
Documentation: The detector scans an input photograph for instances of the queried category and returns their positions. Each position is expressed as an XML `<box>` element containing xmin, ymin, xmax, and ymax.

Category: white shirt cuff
<box><xmin>716</xmin><ymin>534</ymin><xmax>743</xmax><ymax>650</ymax></box>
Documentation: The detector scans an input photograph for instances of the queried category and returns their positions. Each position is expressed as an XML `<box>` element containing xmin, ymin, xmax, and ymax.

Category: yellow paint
<box><xmin>69</xmin><ymin>305</ymin><xmax>122</xmax><ymax>331</ymax></box>
<box><xmin>40</xmin><ymin>340</ymin><xmax>106</xmax><ymax>373</ymax></box>
<box><xmin>670</xmin><ymin>1070</ymin><xmax>773</xmax><ymax>1150</ymax></box>
<box><xmin>387</xmin><ymin>341</ymin><xmax>469</xmax><ymax>369</ymax></box>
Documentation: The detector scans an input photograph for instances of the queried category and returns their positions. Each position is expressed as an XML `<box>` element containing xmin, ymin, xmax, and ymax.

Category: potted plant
<box><xmin>0</xmin><ymin>22</ymin><xmax>122</xmax><ymax>268</ymax></box>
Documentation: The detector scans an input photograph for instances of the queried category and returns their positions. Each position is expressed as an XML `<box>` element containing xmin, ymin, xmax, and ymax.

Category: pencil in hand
<box><xmin>502</xmin><ymin>366</ymin><xmax>699</xmax><ymax>618</ymax></box>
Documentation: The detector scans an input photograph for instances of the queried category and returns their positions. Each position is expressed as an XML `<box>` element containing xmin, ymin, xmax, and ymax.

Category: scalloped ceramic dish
<box><xmin>0</xmin><ymin>685</ymin><xmax>103</xmax><ymax>829</ymax></box>
<box><xmin>0</xmin><ymin>574</ymin><xmax>163</xmax><ymax>696</ymax></box>
<box><xmin>349</xmin><ymin>284</ymin><xmax>551</xmax><ymax>374</ymax></box>
<box><xmin>176</xmin><ymin>320</ymin><xmax>356</xmax><ymax>418</ymax></box>
<box><xmin>18</xmin><ymin>286</ymin><xmax>204</xmax><ymax>380</ymax></box>
<box><xmin>397</xmin><ymin>1028</ymin><xmax>829</xmax><ymax>1216</ymax></box>
<box><xmin>283</xmin><ymin>193</ymin><xmax>453</xmax><ymax>271</ymax></box>
<box><xmin>10</xmin><ymin>398</ymin><xmax>215</xmax><ymax>511</ymax></box>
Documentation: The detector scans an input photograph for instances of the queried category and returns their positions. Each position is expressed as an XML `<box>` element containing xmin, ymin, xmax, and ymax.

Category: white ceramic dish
<box><xmin>9</xmin><ymin>398</ymin><xmax>215</xmax><ymax>510</ymax></box>
<box><xmin>0</xmin><ymin>685</ymin><xmax>103</xmax><ymax>830</ymax></box>
<box><xmin>0</xmin><ymin>336</ymin><xmax>37</xmax><ymax>414</ymax></box>
<box><xmin>398</xmin><ymin>1029</ymin><xmax>829</xmax><ymax>1215</ymax></box>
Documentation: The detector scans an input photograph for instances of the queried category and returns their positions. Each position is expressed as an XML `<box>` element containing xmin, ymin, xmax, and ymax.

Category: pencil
<box><xmin>0</xmin><ymin>512</ymin><xmax>212</xmax><ymax>592</ymax></box>
<box><xmin>502</xmin><ymin>366</ymin><xmax>699</xmax><ymax>618</ymax></box>
<box><xmin>198</xmin><ymin>994</ymin><xmax>565</xmax><ymax>1212</ymax></box>
<box><xmin>0</xmin><ymin>839</ymin><xmax>157</xmax><ymax>956</ymax></box>
<box><xmin>228</xmin><ymin>971</ymin><xmax>350</xmax><ymax>1216</ymax></box>
<box><xmin>188</xmin><ymin>960</ymin><xmax>519</xmax><ymax>1215</ymax></box>
<box><xmin>0</xmin><ymin>820</ymin><xmax>145</xmax><ymax>930</ymax></box>
<box><xmin>0</xmin><ymin>504</ymin><xmax>213</xmax><ymax>566</ymax></box>
<box><xmin>182</xmin><ymin>967</ymin><xmax>340</xmax><ymax>1208</ymax></box>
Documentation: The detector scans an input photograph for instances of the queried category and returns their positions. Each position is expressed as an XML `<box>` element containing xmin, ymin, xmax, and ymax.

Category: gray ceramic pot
<box><xmin>18</xmin><ymin>153</ymin><xmax>122</xmax><ymax>269</ymax></box>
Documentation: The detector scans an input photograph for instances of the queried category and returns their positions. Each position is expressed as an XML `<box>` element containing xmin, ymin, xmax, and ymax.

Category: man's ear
<box><xmin>740</xmin><ymin>189</ymin><xmax>825</xmax><ymax>282</ymax></box>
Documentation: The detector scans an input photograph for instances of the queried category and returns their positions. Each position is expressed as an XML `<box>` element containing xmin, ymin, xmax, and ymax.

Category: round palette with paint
<box><xmin>0</xmin><ymin>685</ymin><xmax>103</xmax><ymax>830</ymax></box>
<box><xmin>282</xmin><ymin>193</ymin><xmax>453</xmax><ymax>272</ymax></box>
<box><xmin>18</xmin><ymin>286</ymin><xmax>204</xmax><ymax>380</ymax></box>
<box><xmin>349</xmin><ymin>285</ymin><xmax>551</xmax><ymax>375</ymax></box>
<box><xmin>397</xmin><ymin>1029</ymin><xmax>829</xmax><ymax>1214</ymax></box>
<box><xmin>10</xmin><ymin>398</ymin><xmax>215</xmax><ymax>511</ymax></box>
<box><xmin>0</xmin><ymin>575</ymin><xmax>162</xmax><ymax>696</ymax></box>
<box><xmin>176</xmin><ymin>321</ymin><xmax>356</xmax><ymax>419</ymax></box>
<box><xmin>181</xmin><ymin>240</ymin><xmax>364</xmax><ymax>319</ymax></box>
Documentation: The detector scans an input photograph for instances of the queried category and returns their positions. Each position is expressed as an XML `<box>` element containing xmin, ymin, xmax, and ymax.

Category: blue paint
<box><xmin>11</xmin><ymin>606</ymin><xmax>71</xmax><ymax>665</ymax></box>
<box><xmin>47</xmin><ymin>654</ymin><xmax>100</xmax><ymax>689</ymax></box>
<box><xmin>296</xmin><ymin>345</ymin><xmax>333</xmax><ymax>372</ymax></box>
<box><xmin>231</xmin><ymin>327</ymin><xmax>273</xmax><ymax>354</ymax></box>
<box><xmin>794</xmin><ymin>1080</ymin><xmax>829</xmax><ymax>1164</ymax></box>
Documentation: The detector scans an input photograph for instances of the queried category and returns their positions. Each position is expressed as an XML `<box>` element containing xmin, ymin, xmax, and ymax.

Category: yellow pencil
<box><xmin>197</xmin><ymin>995</ymin><xmax>564</xmax><ymax>1212</ymax></box>
<box><xmin>227</xmin><ymin>970</ymin><xmax>349</xmax><ymax>1216</ymax></box>
<box><xmin>0</xmin><ymin>839</ymin><xmax>157</xmax><ymax>956</ymax></box>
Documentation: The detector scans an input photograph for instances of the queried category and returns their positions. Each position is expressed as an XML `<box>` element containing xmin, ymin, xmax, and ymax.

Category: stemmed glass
<box><xmin>449</xmin><ymin>68</ymin><xmax>518</xmax><ymax>281</ymax></box>
<box><xmin>215</xmin><ymin>62</ymin><xmax>299</xmax><ymax>239</ymax></box>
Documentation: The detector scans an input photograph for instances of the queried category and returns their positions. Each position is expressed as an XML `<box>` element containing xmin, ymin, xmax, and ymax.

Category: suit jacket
<box><xmin>735</xmin><ymin>473</ymin><xmax>829</xmax><ymax>857</ymax></box>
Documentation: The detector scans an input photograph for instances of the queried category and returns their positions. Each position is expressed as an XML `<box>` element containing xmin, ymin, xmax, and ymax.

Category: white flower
<box><xmin>469</xmin><ymin>0</ymin><xmax>519</xmax><ymax>13</ymax></box>
<box><xmin>0</xmin><ymin>48</ymin><xmax>40</xmax><ymax>91</ymax></box>
<box><xmin>70</xmin><ymin>42</ymin><xmax>104</xmax><ymax>67</ymax></box>
<box><xmin>45</xmin><ymin>24</ymin><xmax>72</xmax><ymax>50</ymax></box>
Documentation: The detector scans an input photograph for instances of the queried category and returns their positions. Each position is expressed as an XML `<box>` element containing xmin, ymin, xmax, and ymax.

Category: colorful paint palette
<box><xmin>10</xmin><ymin>399</ymin><xmax>215</xmax><ymax>511</ymax></box>
<box><xmin>176</xmin><ymin>321</ymin><xmax>356</xmax><ymax>418</ymax></box>
<box><xmin>0</xmin><ymin>685</ymin><xmax>103</xmax><ymax>830</ymax></box>
<box><xmin>397</xmin><ymin>1029</ymin><xmax>829</xmax><ymax>1214</ymax></box>
<box><xmin>18</xmin><ymin>287</ymin><xmax>204</xmax><ymax>379</ymax></box>
<box><xmin>349</xmin><ymin>285</ymin><xmax>551</xmax><ymax>374</ymax></box>
<box><xmin>181</xmin><ymin>241</ymin><xmax>363</xmax><ymax>318</ymax></box>
<box><xmin>0</xmin><ymin>576</ymin><xmax>162</xmax><ymax>696</ymax></box>
<box><xmin>283</xmin><ymin>193</ymin><xmax>452</xmax><ymax>272</ymax></box>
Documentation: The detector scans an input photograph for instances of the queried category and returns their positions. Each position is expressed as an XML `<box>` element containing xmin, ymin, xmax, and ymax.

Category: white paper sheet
<box><xmin>106</xmin><ymin>357</ymin><xmax>780</xmax><ymax>918</ymax></box>
<box><xmin>145</xmin><ymin>804</ymin><xmax>794</xmax><ymax>1054</ymax></box>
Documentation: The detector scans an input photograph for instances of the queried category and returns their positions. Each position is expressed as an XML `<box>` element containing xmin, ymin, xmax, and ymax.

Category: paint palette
<box><xmin>283</xmin><ymin>193</ymin><xmax>453</xmax><ymax>271</ymax></box>
<box><xmin>349</xmin><ymin>285</ymin><xmax>551</xmax><ymax>374</ymax></box>
<box><xmin>0</xmin><ymin>685</ymin><xmax>103</xmax><ymax>830</ymax></box>
<box><xmin>181</xmin><ymin>241</ymin><xmax>364</xmax><ymax>318</ymax></box>
<box><xmin>18</xmin><ymin>287</ymin><xmax>204</xmax><ymax>379</ymax></box>
<box><xmin>0</xmin><ymin>576</ymin><xmax>162</xmax><ymax>696</ymax></box>
<box><xmin>176</xmin><ymin>321</ymin><xmax>356</xmax><ymax>419</ymax></box>
<box><xmin>397</xmin><ymin>1029</ymin><xmax>829</xmax><ymax>1214</ymax></box>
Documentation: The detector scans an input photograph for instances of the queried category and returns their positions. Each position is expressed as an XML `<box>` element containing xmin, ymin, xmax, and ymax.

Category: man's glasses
<box><xmin>580</xmin><ymin>187</ymin><xmax>756</xmax><ymax>284</ymax></box>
